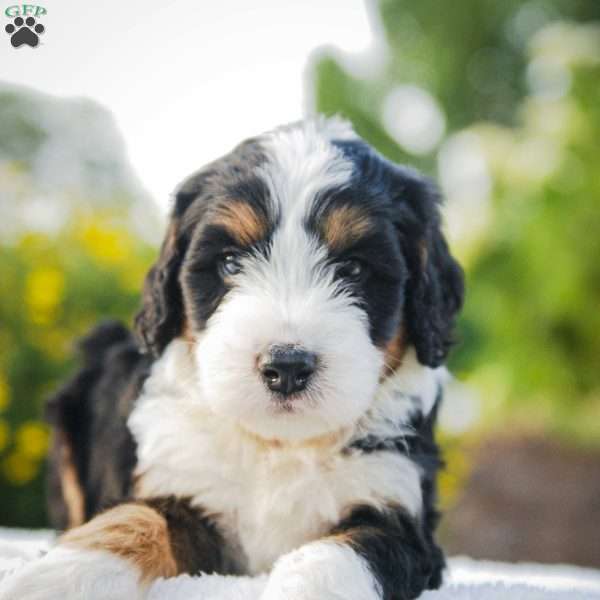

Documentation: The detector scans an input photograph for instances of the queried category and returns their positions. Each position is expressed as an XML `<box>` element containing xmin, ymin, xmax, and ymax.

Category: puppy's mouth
<box><xmin>266</xmin><ymin>388</ymin><xmax>318</xmax><ymax>414</ymax></box>
<box><xmin>269</xmin><ymin>397</ymin><xmax>298</xmax><ymax>413</ymax></box>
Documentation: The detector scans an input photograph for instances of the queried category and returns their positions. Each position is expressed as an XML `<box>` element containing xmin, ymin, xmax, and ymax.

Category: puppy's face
<box><xmin>136</xmin><ymin>119</ymin><xmax>463</xmax><ymax>442</ymax></box>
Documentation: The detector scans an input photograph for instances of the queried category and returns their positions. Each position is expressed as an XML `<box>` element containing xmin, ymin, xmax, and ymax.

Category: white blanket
<box><xmin>1</xmin><ymin>529</ymin><xmax>599</xmax><ymax>599</ymax></box>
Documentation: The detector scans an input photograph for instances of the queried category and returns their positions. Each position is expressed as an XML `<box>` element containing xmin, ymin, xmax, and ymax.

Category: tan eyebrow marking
<box><xmin>322</xmin><ymin>205</ymin><xmax>373</xmax><ymax>251</ymax></box>
<box><xmin>213</xmin><ymin>200</ymin><xmax>268</xmax><ymax>246</ymax></box>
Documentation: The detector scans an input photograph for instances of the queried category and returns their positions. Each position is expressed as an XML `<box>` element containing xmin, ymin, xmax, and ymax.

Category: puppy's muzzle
<box><xmin>258</xmin><ymin>344</ymin><xmax>317</xmax><ymax>397</ymax></box>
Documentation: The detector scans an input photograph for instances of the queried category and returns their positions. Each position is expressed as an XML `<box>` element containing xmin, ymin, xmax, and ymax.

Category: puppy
<box><xmin>2</xmin><ymin>117</ymin><xmax>463</xmax><ymax>600</ymax></box>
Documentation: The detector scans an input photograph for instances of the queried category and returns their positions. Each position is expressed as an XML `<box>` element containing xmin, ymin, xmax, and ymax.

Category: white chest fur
<box><xmin>128</xmin><ymin>341</ymin><xmax>434</xmax><ymax>574</ymax></box>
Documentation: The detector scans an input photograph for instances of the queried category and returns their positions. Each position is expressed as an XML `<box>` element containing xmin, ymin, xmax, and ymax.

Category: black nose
<box><xmin>259</xmin><ymin>345</ymin><xmax>317</xmax><ymax>396</ymax></box>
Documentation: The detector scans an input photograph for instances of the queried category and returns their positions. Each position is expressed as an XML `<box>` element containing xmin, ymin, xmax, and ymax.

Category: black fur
<box><xmin>389</xmin><ymin>166</ymin><xmax>464</xmax><ymax>367</ymax></box>
<box><xmin>307</xmin><ymin>183</ymin><xmax>408</xmax><ymax>347</ymax></box>
<box><xmin>330</xmin><ymin>504</ymin><xmax>443</xmax><ymax>599</ymax></box>
<box><xmin>134</xmin><ymin>139</ymin><xmax>270</xmax><ymax>357</ymax></box>
<box><xmin>333</xmin><ymin>140</ymin><xmax>464</xmax><ymax>366</ymax></box>
<box><xmin>346</xmin><ymin>389</ymin><xmax>446</xmax><ymax>595</ymax></box>
<box><xmin>46</xmin><ymin>321</ymin><xmax>149</xmax><ymax>527</ymax></box>
<box><xmin>143</xmin><ymin>496</ymin><xmax>239</xmax><ymax>575</ymax></box>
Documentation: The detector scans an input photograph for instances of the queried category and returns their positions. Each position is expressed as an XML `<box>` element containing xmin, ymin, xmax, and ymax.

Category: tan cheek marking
<box><xmin>55</xmin><ymin>431</ymin><xmax>85</xmax><ymax>529</ymax></box>
<box><xmin>61</xmin><ymin>504</ymin><xmax>178</xmax><ymax>582</ymax></box>
<box><xmin>213</xmin><ymin>200</ymin><xmax>267</xmax><ymax>246</ymax></box>
<box><xmin>382</xmin><ymin>325</ymin><xmax>407</xmax><ymax>378</ymax></box>
<box><xmin>381</xmin><ymin>240</ymin><xmax>427</xmax><ymax>378</ymax></box>
<box><xmin>322</xmin><ymin>205</ymin><xmax>372</xmax><ymax>251</ymax></box>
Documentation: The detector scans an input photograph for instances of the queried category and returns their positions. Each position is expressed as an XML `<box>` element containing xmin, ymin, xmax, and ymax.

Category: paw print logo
<box><xmin>5</xmin><ymin>16</ymin><xmax>45</xmax><ymax>48</ymax></box>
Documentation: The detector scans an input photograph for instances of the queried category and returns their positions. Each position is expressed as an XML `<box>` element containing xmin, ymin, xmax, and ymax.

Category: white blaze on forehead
<box><xmin>233</xmin><ymin>116</ymin><xmax>364</xmax><ymax>365</ymax></box>
<box><xmin>248</xmin><ymin>118</ymin><xmax>360</xmax><ymax>330</ymax></box>
<box><xmin>257</xmin><ymin>117</ymin><xmax>357</xmax><ymax>226</ymax></box>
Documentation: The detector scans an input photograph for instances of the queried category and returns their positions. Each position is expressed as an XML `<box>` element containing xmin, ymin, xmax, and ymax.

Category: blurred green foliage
<box><xmin>313</xmin><ymin>2</ymin><xmax>600</xmax><ymax>446</ymax></box>
<box><xmin>457</xmin><ymin>35</ymin><xmax>600</xmax><ymax>444</ymax></box>
<box><xmin>0</xmin><ymin>216</ymin><xmax>153</xmax><ymax>527</ymax></box>
<box><xmin>314</xmin><ymin>0</ymin><xmax>600</xmax><ymax>169</ymax></box>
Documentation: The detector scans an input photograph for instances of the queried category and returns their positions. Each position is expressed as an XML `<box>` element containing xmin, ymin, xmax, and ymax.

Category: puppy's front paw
<box><xmin>260</xmin><ymin>541</ymin><xmax>381</xmax><ymax>600</ymax></box>
<box><xmin>0</xmin><ymin>546</ymin><xmax>145</xmax><ymax>600</ymax></box>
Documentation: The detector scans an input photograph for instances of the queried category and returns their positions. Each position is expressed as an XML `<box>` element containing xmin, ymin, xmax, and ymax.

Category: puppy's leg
<box><xmin>0</xmin><ymin>497</ymin><xmax>226</xmax><ymax>600</ymax></box>
<box><xmin>260</xmin><ymin>539</ymin><xmax>381</xmax><ymax>600</ymax></box>
<box><xmin>261</xmin><ymin>504</ymin><xmax>444</xmax><ymax>600</ymax></box>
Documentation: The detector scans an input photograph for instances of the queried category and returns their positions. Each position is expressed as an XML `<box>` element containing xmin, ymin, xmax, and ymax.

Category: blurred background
<box><xmin>1</xmin><ymin>0</ymin><xmax>599</xmax><ymax>568</ymax></box>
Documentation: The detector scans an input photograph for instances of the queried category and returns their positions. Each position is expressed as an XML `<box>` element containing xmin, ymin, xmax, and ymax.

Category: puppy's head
<box><xmin>135</xmin><ymin>118</ymin><xmax>464</xmax><ymax>442</ymax></box>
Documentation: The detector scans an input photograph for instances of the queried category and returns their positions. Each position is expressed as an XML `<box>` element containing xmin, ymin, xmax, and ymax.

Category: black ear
<box><xmin>391</xmin><ymin>168</ymin><xmax>465</xmax><ymax>368</ymax></box>
<box><xmin>134</xmin><ymin>190</ymin><xmax>197</xmax><ymax>357</ymax></box>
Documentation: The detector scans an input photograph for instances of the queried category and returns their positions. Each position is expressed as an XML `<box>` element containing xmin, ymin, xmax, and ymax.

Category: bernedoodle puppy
<box><xmin>2</xmin><ymin>117</ymin><xmax>464</xmax><ymax>600</ymax></box>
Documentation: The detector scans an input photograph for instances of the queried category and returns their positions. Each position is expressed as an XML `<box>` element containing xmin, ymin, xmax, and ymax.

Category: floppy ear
<box><xmin>391</xmin><ymin>168</ymin><xmax>465</xmax><ymax>368</ymax></box>
<box><xmin>134</xmin><ymin>190</ymin><xmax>197</xmax><ymax>357</ymax></box>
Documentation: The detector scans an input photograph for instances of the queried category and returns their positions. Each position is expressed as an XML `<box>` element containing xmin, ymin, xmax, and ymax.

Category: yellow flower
<box><xmin>80</xmin><ymin>221</ymin><xmax>132</xmax><ymax>266</ymax></box>
<box><xmin>0</xmin><ymin>419</ymin><xmax>10</xmax><ymax>452</ymax></box>
<box><xmin>0</xmin><ymin>375</ymin><xmax>9</xmax><ymax>411</ymax></box>
<box><xmin>16</xmin><ymin>421</ymin><xmax>49</xmax><ymax>460</ymax></box>
<box><xmin>25</xmin><ymin>267</ymin><xmax>65</xmax><ymax>325</ymax></box>
<box><xmin>1</xmin><ymin>451</ymin><xmax>38</xmax><ymax>485</ymax></box>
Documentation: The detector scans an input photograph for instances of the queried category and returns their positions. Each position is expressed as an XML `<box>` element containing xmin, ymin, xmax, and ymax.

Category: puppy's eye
<box><xmin>336</xmin><ymin>259</ymin><xmax>366</xmax><ymax>282</ymax></box>
<box><xmin>219</xmin><ymin>252</ymin><xmax>242</xmax><ymax>277</ymax></box>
